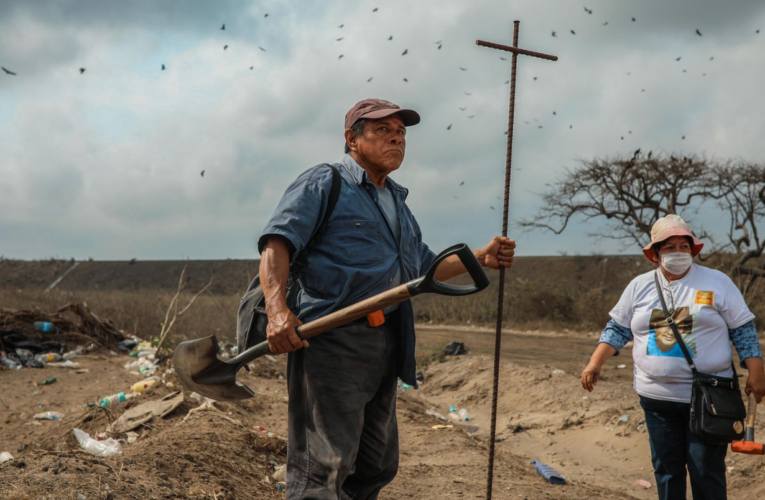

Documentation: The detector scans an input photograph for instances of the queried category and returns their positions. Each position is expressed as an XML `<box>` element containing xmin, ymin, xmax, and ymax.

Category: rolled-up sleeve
<box><xmin>257</xmin><ymin>175</ymin><xmax>328</xmax><ymax>263</ymax></box>
<box><xmin>599</xmin><ymin>319</ymin><xmax>634</xmax><ymax>355</ymax></box>
<box><xmin>729</xmin><ymin>320</ymin><xmax>762</xmax><ymax>368</ymax></box>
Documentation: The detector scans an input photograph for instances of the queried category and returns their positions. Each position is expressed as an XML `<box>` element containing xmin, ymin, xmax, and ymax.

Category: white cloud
<box><xmin>1</xmin><ymin>0</ymin><xmax>764</xmax><ymax>259</ymax></box>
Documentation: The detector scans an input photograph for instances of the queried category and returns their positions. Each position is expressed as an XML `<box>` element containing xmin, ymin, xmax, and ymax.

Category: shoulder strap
<box><xmin>291</xmin><ymin>164</ymin><xmax>341</xmax><ymax>272</ymax></box>
<box><xmin>653</xmin><ymin>271</ymin><xmax>697</xmax><ymax>372</ymax></box>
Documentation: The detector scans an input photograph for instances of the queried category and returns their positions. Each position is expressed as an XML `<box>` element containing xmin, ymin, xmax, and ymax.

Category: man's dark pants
<box><xmin>639</xmin><ymin>395</ymin><xmax>728</xmax><ymax>500</ymax></box>
<box><xmin>286</xmin><ymin>311</ymin><xmax>400</xmax><ymax>499</ymax></box>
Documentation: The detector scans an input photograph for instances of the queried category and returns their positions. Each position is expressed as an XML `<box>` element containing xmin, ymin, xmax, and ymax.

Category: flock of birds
<box><xmin>1</xmin><ymin>5</ymin><xmax>762</xmax><ymax>198</ymax></box>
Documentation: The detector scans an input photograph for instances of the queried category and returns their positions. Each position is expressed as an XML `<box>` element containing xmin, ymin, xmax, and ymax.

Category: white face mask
<box><xmin>661</xmin><ymin>252</ymin><xmax>693</xmax><ymax>275</ymax></box>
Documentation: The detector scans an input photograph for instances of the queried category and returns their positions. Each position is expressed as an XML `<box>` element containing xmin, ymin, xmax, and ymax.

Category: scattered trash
<box><xmin>552</xmin><ymin>369</ymin><xmax>565</xmax><ymax>376</ymax></box>
<box><xmin>124</xmin><ymin>357</ymin><xmax>159</xmax><ymax>376</ymax></box>
<box><xmin>432</xmin><ymin>424</ymin><xmax>453</xmax><ymax>430</ymax></box>
<box><xmin>443</xmin><ymin>342</ymin><xmax>469</xmax><ymax>356</ymax></box>
<box><xmin>14</xmin><ymin>349</ymin><xmax>45</xmax><ymax>368</ymax></box>
<box><xmin>108</xmin><ymin>392</ymin><xmax>184</xmax><ymax>433</ymax></box>
<box><xmin>38</xmin><ymin>376</ymin><xmax>57</xmax><ymax>386</ymax></box>
<box><xmin>73</xmin><ymin>428</ymin><xmax>122</xmax><ymax>457</ymax></box>
<box><xmin>0</xmin><ymin>358</ymin><xmax>21</xmax><ymax>370</ymax></box>
<box><xmin>34</xmin><ymin>321</ymin><xmax>58</xmax><ymax>333</ymax></box>
<box><xmin>273</xmin><ymin>464</ymin><xmax>286</xmax><ymax>482</ymax></box>
<box><xmin>617</xmin><ymin>364</ymin><xmax>627</xmax><ymax>369</ymax></box>
<box><xmin>635</xmin><ymin>479</ymin><xmax>652</xmax><ymax>489</ymax></box>
<box><xmin>116</xmin><ymin>339</ymin><xmax>139</xmax><ymax>351</ymax></box>
<box><xmin>253</xmin><ymin>425</ymin><xmax>275</xmax><ymax>437</ymax></box>
<box><xmin>189</xmin><ymin>392</ymin><xmax>216</xmax><ymax>405</ymax></box>
<box><xmin>130</xmin><ymin>377</ymin><xmax>159</xmax><ymax>393</ymax></box>
<box><xmin>530</xmin><ymin>459</ymin><xmax>566</xmax><ymax>485</ymax></box>
<box><xmin>426</xmin><ymin>408</ymin><xmax>448</xmax><ymax>422</ymax></box>
<box><xmin>34</xmin><ymin>411</ymin><xmax>65</xmax><ymax>421</ymax></box>
<box><xmin>99</xmin><ymin>392</ymin><xmax>139</xmax><ymax>408</ymax></box>
<box><xmin>448</xmin><ymin>408</ymin><xmax>471</xmax><ymax>422</ymax></box>
<box><xmin>0</xmin><ymin>452</ymin><xmax>14</xmax><ymax>464</ymax></box>
<box><xmin>617</xmin><ymin>415</ymin><xmax>630</xmax><ymax>425</ymax></box>
<box><xmin>63</xmin><ymin>351</ymin><xmax>78</xmax><ymax>360</ymax></box>
<box><xmin>35</xmin><ymin>352</ymin><xmax>62</xmax><ymax>363</ymax></box>
<box><xmin>48</xmin><ymin>360</ymin><xmax>80</xmax><ymax>369</ymax></box>
<box><xmin>1</xmin><ymin>329</ymin><xmax>66</xmax><ymax>368</ymax></box>
<box><xmin>727</xmin><ymin>466</ymin><xmax>736</xmax><ymax>474</ymax></box>
<box><xmin>397</xmin><ymin>380</ymin><xmax>413</xmax><ymax>392</ymax></box>
<box><xmin>125</xmin><ymin>431</ymin><xmax>139</xmax><ymax>444</ymax></box>
<box><xmin>451</xmin><ymin>422</ymin><xmax>480</xmax><ymax>433</ymax></box>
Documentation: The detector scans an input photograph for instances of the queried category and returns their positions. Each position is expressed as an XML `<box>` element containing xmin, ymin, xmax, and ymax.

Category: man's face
<box><xmin>348</xmin><ymin>114</ymin><xmax>407</xmax><ymax>174</ymax></box>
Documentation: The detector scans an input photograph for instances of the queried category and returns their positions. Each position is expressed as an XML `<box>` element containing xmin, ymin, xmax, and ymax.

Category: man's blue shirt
<box><xmin>258</xmin><ymin>154</ymin><xmax>437</xmax><ymax>386</ymax></box>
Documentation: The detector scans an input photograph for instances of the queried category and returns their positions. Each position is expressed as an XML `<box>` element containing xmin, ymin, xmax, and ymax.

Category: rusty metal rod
<box><xmin>476</xmin><ymin>39</ymin><xmax>558</xmax><ymax>61</ymax></box>
<box><xmin>485</xmin><ymin>21</ymin><xmax>521</xmax><ymax>500</ymax></box>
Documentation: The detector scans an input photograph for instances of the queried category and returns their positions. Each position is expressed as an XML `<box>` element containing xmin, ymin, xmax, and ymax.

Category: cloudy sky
<box><xmin>1</xmin><ymin>0</ymin><xmax>764</xmax><ymax>260</ymax></box>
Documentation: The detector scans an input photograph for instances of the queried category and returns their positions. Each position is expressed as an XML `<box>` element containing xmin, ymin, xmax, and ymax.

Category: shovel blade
<box><xmin>173</xmin><ymin>335</ymin><xmax>256</xmax><ymax>401</ymax></box>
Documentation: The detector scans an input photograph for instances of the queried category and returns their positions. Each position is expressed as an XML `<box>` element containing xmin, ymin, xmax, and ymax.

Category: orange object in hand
<box><xmin>367</xmin><ymin>310</ymin><xmax>385</xmax><ymax>327</ymax></box>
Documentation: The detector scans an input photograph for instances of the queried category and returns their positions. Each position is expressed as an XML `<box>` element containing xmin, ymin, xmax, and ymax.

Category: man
<box><xmin>258</xmin><ymin>98</ymin><xmax>515</xmax><ymax>499</ymax></box>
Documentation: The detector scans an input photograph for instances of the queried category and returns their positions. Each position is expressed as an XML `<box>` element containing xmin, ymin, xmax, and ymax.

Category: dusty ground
<box><xmin>2</xmin><ymin>326</ymin><xmax>764</xmax><ymax>499</ymax></box>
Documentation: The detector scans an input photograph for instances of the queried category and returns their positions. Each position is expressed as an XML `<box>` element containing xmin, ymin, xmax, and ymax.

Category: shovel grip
<box><xmin>407</xmin><ymin>244</ymin><xmax>490</xmax><ymax>297</ymax></box>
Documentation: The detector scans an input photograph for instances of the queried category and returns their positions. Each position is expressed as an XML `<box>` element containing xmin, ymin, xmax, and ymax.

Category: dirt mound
<box><xmin>3</xmin><ymin>330</ymin><xmax>763</xmax><ymax>499</ymax></box>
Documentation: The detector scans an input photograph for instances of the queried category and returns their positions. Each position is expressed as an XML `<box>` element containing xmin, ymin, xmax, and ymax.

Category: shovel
<box><xmin>174</xmin><ymin>243</ymin><xmax>490</xmax><ymax>401</ymax></box>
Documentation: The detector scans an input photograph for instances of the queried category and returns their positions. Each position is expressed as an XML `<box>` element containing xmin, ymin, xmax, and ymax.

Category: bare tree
<box><xmin>713</xmin><ymin>162</ymin><xmax>765</xmax><ymax>294</ymax></box>
<box><xmin>520</xmin><ymin>152</ymin><xmax>765</xmax><ymax>292</ymax></box>
<box><xmin>519</xmin><ymin>153</ymin><xmax>722</xmax><ymax>247</ymax></box>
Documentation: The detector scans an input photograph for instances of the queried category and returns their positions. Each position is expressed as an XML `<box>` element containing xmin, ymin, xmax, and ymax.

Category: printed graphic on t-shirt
<box><xmin>695</xmin><ymin>290</ymin><xmax>714</xmax><ymax>306</ymax></box>
<box><xmin>646</xmin><ymin>307</ymin><xmax>697</xmax><ymax>358</ymax></box>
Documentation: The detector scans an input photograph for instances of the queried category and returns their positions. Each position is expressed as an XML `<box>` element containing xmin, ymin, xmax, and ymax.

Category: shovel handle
<box><xmin>231</xmin><ymin>243</ymin><xmax>489</xmax><ymax>366</ymax></box>
<box><xmin>297</xmin><ymin>284</ymin><xmax>412</xmax><ymax>339</ymax></box>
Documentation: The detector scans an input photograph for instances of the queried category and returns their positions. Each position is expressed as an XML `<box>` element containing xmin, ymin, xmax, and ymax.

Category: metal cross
<box><xmin>475</xmin><ymin>21</ymin><xmax>557</xmax><ymax>500</ymax></box>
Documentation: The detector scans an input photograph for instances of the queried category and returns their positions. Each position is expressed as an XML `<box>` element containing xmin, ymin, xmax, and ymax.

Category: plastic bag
<box><xmin>73</xmin><ymin>428</ymin><xmax>122</xmax><ymax>457</ymax></box>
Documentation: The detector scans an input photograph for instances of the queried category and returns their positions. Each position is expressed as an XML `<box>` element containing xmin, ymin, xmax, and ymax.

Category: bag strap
<box><xmin>653</xmin><ymin>271</ymin><xmax>698</xmax><ymax>373</ymax></box>
<box><xmin>291</xmin><ymin>164</ymin><xmax>341</xmax><ymax>273</ymax></box>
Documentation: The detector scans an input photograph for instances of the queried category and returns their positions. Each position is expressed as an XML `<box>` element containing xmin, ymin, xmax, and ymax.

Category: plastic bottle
<box><xmin>0</xmin><ymin>358</ymin><xmax>21</xmax><ymax>370</ymax></box>
<box><xmin>63</xmin><ymin>351</ymin><xmax>78</xmax><ymax>360</ymax></box>
<box><xmin>130</xmin><ymin>378</ymin><xmax>159</xmax><ymax>393</ymax></box>
<box><xmin>39</xmin><ymin>376</ymin><xmax>57</xmax><ymax>386</ymax></box>
<box><xmin>99</xmin><ymin>392</ymin><xmax>138</xmax><ymax>408</ymax></box>
<box><xmin>35</xmin><ymin>353</ymin><xmax>63</xmax><ymax>363</ymax></box>
<box><xmin>34</xmin><ymin>411</ymin><xmax>65</xmax><ymax>421</ymax></box>
<box><xmin>458</xmin><ymin>408</ymin><xmax>471</xmax><ymax>422</ymax></box>
<box><xmin>34</xmin><ymin>321</ymin><xmax>58</xmax><ymax>333</ymax></box>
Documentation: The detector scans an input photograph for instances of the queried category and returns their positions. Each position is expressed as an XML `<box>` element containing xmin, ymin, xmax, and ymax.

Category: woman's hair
<box><xmin>652</xmin><ymin>235</ymin><xmax>693</xmax><ymax>257</ymax></box>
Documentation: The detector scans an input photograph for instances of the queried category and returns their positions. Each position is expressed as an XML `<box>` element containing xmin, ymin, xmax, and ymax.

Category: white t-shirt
<box><xmin>610</xmin><ymin>264</ymin><xmax>754</xmax><ymax>403</ymax></box>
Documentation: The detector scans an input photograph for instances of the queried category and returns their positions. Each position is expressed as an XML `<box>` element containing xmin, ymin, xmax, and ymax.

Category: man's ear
<box><xmin>344</xmin><ymin>129</ymin><xmax>357</xmax><ymax>153</ymax></box>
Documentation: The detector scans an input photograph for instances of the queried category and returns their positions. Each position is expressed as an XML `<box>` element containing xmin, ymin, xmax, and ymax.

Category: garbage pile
<box><xmin>0</xmin><ymin>327</ymin><xmax>91</xmax><ymax>370</ymax></box>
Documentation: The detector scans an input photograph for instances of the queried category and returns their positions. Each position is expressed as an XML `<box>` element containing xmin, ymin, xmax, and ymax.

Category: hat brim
<box><xmin>357</xmin><ymin>108</ymin><xmax>420</xmax><ymax>127</ymax></box>
<box><xmin>642</xmin><ymin>228</ymin><xmax>704</xmax><ymax>263</ymax></box>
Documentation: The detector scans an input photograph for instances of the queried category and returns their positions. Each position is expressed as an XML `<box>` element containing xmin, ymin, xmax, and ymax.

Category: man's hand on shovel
<box><xmin>266</xmin><ymin>304</ymin><xmax>307</xmax><ymax>354</ymax></box>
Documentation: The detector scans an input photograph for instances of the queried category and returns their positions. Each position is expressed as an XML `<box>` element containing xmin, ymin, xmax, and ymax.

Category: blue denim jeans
<box><xmin>639</xmin><ymin>395</ymin><xmax>728</xmax><ymax>500</ymax></box>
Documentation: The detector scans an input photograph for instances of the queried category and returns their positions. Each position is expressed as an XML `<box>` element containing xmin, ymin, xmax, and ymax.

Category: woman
<box><xmin>581</xmin><ymin>214</ymin><xmax>765</xmax><ymax>500</ymax></box>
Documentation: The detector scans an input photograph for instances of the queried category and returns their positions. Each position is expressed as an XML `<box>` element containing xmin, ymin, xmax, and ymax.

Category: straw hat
<box><xmin>642</xmin><ymin>214</ymin><xmax>704</xmax><ymax>263</ymax></box>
